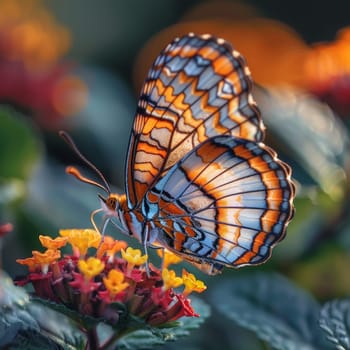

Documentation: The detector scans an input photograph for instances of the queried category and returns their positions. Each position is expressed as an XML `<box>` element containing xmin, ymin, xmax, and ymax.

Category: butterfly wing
<box><xmin>126</xmin><ymin>33</ymin><xmax>265</xmax><ymax>208</ymax></box>
<box><xmin>146</xmin><ymin>135</ymin><xmax>294</xmax><ymax>273</ymax></box>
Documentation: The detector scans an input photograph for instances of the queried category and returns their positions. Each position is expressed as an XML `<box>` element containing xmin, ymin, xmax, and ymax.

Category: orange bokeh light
<box><xmin>52</xmin><ymin>75</ymin><xmax>88</xmax><ymax>117</ymax></box>
<box><xmin>0</xmin><ymin>0</ymin><xmax>71</xmax><ymax>70</ymax></box>
<box><xmin>133</xmin><ymin>2</ymin><xmax>309</xmax><ymax>92</ymax></box>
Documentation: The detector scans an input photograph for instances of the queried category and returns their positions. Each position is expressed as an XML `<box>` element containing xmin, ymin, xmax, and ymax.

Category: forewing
<box><xmin>147</xmin><ymin>136</ymin><xmax>294</xmax><ymax>272</ymax></box>
<box><xmin>126</xmin><ymin>33</ymin><xmax>265</xmax><ymax>208</ymax></box>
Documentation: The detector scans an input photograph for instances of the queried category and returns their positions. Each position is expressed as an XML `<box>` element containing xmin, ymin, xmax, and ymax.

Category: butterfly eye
<box><xmin>106</xmin><ymin>197</ymin><xmax>117</xmax><ymax>211</ymax></box>
<box><xmin>105</xmin><ymin>193</ymin><xmax>126</xmax><ymax>212</ymax></box>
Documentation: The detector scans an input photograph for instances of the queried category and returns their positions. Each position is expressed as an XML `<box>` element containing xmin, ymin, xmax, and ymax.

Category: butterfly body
<box><xmin>89</xmin><ymin>33</ymin><xmax>295</xmax><ymax>275</ymax></box>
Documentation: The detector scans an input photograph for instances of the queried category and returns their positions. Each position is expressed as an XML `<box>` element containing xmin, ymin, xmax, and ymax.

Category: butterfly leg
<box><xmin>90</xmin><ymin>208</ymin><xmax>108</xmax><ymax>250</ymax></box>
<box><xmin>149</xmin><ymin>243</ymin><xmax>165</xmax><ymax>269</ymax></box>
<box><xmin>90</xmin><ymin>208</ymin><xmax>103</xmax><ymax>235</ymax></box>
<box><xmin>94</xmin><ymin>215</ymin><xmax>110</xmax><ymax>250</ymax></box>
<box><xmin>141</xmin><ymin>223</ymin><xmax>151</xmax><ymax>277</ymax></box>
<box><xmin>101</xmin><ymin>216</ymin><xmax>110</xmax><ymax>237</ymax></box>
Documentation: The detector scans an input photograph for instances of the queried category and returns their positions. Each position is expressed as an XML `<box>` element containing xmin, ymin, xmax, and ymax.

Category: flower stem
<box><xmin>85</xmin><ymin>326</ymin><xmax>99</xmax><ymax>350</ymax></box>
<box><xmin>100</xmin><ymin>328</ymin><xmax>135</xmax><ymax>350</ymax></box>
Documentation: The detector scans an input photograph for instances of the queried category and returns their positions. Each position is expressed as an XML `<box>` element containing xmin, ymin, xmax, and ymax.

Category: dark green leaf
<box><xmin>27</xmin><ymin>302</ymin><xmax>85</xmax><ymax>350</ymax></box>
<box><xmin>0</xmin><ymin>108</ymin><xmax>42</xmax><ymax>181</ymax></box>
<box><xmin>34</xmin><ymin>294</ymin><xmax>143</xmax><ymax>334</ymax></box>
<box><xmin>0</xmin><ymin>272</ymin><xmax>30</xmax><ymax>307</ymax></box>
<box><xmin>290</xmin><ymin>248</ymin><xmax>350</xmax><ymax>300</ymax></box>
<box><xmin>107</xmin><ymin>303</ymin><xmax>146</xmax><ymax>331</ymax></box>
<box><xmin>255</xmin><ymin>86</ymin><xmax>349</xmax><ymax>197</ymax></box>
<box><xmin>319</xmin><ymin>299</ymin><xmax>350</xmax><ymax>350</ymax></box>
<box><xmin>271</xmin><ymin>194</ymin><xmax>328</xmax><ymax>263</ymax></box>
<box><xmin>0</xmin><ymin>273</ymin><xmax>83</xmax><ymax>349</ymax></box>
<box><xmin>0</xmin><ymin>272</ymin><xmax>60</xmax><ymax>349</ymax></box>
<box><xmin>115</xmin><ymin>296</ymin><xmax>210</xmax><ymax>350</ymax></box>
<box><xmin>210</xmin><ymin>272</ymin><xmax>332</xmax><ymax>350</ymax></box>
<box><xmin>115</xmin><ymin>329</ymin><xmax>166</xmax><ymax>349</ymax></box>
<box><xmin>33</xmin><ymin>297</ymin><xmax>101</xmax><ymax>329</ymax></box>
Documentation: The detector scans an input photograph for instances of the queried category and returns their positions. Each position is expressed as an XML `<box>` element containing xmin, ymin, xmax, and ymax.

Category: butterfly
<box><xmin>61</xmin><ymin>33</ymin><xmax>295</xmax><ymax>275</ymax></box>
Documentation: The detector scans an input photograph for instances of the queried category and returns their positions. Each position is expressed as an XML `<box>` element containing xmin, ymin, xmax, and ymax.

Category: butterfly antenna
<box><xmin>59</xmin><ymin>130</ymin><xmax>111</xmax><ymax>194</ymax></box>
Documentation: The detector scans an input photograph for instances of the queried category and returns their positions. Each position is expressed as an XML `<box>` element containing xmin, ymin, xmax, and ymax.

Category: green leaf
<box><xmin>33</xmin><ymin>297</ymin><xmax>101</xmax><ymax>329</ymax></box>
<box><xmin>319</xmin><ymin>299</ymin><xmax>350</xmax><ymax>349</ymax></box>
<box><xmin>0</xmin><ymin>177</ymin><xmax>26</xmax><ymax>206</ymax></box>
<box><xmin>0</xmin><ymin>109</ymin><xmax>42</xmax><ymax>211</ymax></box>
<box><xmin>0</xmin><ymin>273</ymin><xmax>83</xmax><ymax>349</ymax></box>
<box><xmin>290</xmin><ymin>248</ymin><xmax>350</xmax><ymax>299</ymax></box>
<box><xmin>0</xmin><ymin>108</ymin><xmax>42</xmax><ymax>181</ymax></box>
<box><xmin>272</xmin><ymin>194</ymin><xmax>329</xmax><ymax>263</ymax></box>
<box><xmin>115</xmin><ymin>296</ymin><xmax>210</xmax><ymax>350</ymax></box>
<box><xmin>210</xmin><ymin>272</ymin><xmax>332</xmax><ymax>350</ymax></box>
<box><xmin>115</xmin><ymin>329</ymin><xmax>166</xmax><ymax>349</ymax></box>
<box><xmin>0</xmin><ymin>272</ymin><xmax>59</xmax><ymax>349</ymax></box>
<box><xmin>27</xmin><ymin>302</ymin><xmax>85</xmax><ymax>350</ymax></box>
<box><xmin>0</xmin><ymin>272</ymin><xmax>30</xmax><ymax>307</ymax></box>
<box><xmin>255</xmin><ymin>86</ymin><xmax>349</xmax><ymax>198</ymax></box>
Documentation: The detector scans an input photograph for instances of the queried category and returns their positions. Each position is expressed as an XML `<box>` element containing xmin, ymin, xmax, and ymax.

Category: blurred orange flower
<box><xmin>133</xmin><ymin>1</ymin><xmax>309</xmax><ymax>92</ymax></box>
<box><xmin>0</xmin><ymin>0</ymin><xmax>70</xmax><ymax>69</ymax></box>
<box><xmin>0</xmin><ymin>0</ymin><xmax>87</xmax><ymax>128</ymax></box>
<box><xmin>304</xmin><ymin>27</ymin><xmax>350</xmax><ymax>115</ymax></box>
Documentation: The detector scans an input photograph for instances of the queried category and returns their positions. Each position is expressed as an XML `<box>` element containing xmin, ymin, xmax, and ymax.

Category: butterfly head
<box><xmin>98</xmin><ymin>193</ymin><xmax>125</xmax><ymax>216</ymax></box>
<box><xmin>96</xmin><ymin>192</ymin><xmax>130</xmax><ymax>234</ymax></box>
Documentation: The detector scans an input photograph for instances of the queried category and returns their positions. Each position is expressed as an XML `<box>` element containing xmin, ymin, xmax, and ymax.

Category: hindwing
<box><xmin>145</xmin><ymin>136</ymin><xmax>294</xmax><ymax>272</ymax></box>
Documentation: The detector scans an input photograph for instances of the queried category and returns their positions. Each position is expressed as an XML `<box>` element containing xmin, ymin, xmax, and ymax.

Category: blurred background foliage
<box><xmin>2</xmin><ymin>0</ymin><xmax>350</xmax><ymax>348</ymax></box>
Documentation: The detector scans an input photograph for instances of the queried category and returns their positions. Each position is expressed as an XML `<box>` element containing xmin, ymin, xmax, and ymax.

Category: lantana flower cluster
<box><xmin>15</xmin><ymin>229</ymin><xmax>206</xmax><ymax>326</ymax></box>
